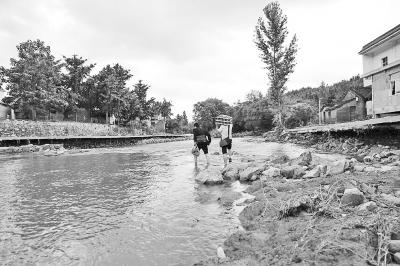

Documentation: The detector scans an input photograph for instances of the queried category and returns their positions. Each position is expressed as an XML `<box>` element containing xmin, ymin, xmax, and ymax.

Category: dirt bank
<box><xmin>195</xmin><ymin>147</ymin><xmax>400</xmax><ymax>266</ymax></box>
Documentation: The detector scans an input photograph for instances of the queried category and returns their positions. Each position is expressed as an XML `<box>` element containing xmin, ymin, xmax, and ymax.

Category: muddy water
<box><xmin>0</xmin><ymin>138</ymin><xmax>307</xmax><ymax>266</ymax></box>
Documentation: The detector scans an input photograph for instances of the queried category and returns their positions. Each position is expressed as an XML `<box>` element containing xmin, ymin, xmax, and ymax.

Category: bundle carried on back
<box><xmin>215</xmin><ymin>115</ymin><xmax>232</xmax><ymax>125</ymax></box>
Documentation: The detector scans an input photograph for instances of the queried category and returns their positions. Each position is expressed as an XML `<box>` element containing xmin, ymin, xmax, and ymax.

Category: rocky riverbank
<box><xmin>194</xmin><ymin>147</ymin><xmax>400</xmax><ymax>265</ymax></box>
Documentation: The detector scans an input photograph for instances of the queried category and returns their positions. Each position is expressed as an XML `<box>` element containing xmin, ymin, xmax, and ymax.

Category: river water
<box><xmin>0</xmin><ymin>138</ymin><xmax>308</xmax><ymax>266</ymax></box>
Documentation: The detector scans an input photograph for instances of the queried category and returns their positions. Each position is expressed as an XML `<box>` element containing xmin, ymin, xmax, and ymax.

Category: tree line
<box><xmin>193</xmin><ymin>75</ymin><xmax>363</xmax><ymax>132</ymax></box>
<box><xmin>0</xmin><ymin>39</ymin><xmax>175</xmax><ymax>125</ymax></box>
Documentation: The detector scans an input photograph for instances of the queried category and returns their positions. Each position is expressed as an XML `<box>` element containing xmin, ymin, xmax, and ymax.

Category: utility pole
<box><xmin>318</xmin><ymin>98</ymin><xmax>322</xmax><ymax>125</ymax></box>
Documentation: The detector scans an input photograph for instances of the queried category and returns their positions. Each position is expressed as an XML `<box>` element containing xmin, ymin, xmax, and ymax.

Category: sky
<box><xmin>1</xmin><ymin>0</ymin><xmax>400</xmax><ymax>119</ymax></box>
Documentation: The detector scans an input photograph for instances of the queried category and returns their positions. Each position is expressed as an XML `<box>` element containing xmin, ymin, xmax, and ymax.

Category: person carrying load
<box><xmin>192</xmin><ymin>122</ymin><xmax>211</xmax><ymax>168</ymax></box>
<box><xmin>216</xmin><ymin>115</ymin><xmax>233</xmax><ymax>167</ymax></box>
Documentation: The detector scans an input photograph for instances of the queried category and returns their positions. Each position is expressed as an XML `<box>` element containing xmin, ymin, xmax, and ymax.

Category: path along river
<box><xmin>0</xmin><ymin>138</ymin><xmax>319</xmax><ymax>265</ymax></box>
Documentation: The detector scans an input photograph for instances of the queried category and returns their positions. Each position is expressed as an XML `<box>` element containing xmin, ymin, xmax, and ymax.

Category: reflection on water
<box><xmin>0</xmin><ymin>139</ymin><xmax>306</xmax><ymax>265</ymax></box>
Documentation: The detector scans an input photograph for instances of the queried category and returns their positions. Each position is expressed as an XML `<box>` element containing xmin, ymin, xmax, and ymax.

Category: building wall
<box><xmin>336</xmin><ymin>99</ymin><xmax>366</xmax><ymax>122</ymax></box>
<box><xmin>0</xmin><ymin>104</ymin><xmax>10</xmax><ymax>120</ymax></box>
<box><xmin>363</xmin><ymin>41</ymin><xmax>400</xmax><ymax>74</ymax></box>
<box><xmin>372</xmin><ymin>65</ymin><xmax>400</xmax><ymax>115</ymax></box>
<box><xmin>321</xmin><ymin>98</ymin><xmax>367</xmax><ymax>124</ymax></box>
<box><xmin>321</xmin><ymin>109</ymin><xmax>337</xmax><ymax>124</ymax></box>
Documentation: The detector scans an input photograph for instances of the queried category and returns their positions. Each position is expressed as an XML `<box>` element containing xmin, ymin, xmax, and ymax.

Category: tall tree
<box><xmin>3</xmin><ymin>39</ymin><xmax>67</xmax><ymax>118</ymax></box>
<box><xmin>94</xmin><ymin>64</ymin><xmax>132</xmax><ymax>123</ymax></box>
<box><xmin>255</xmin><ymin>1</ymin><xmax>298</xmax><ymax>127</ymax></box>
<box><xmin>159</xmin><ymin>98</ymin><xmax>173</xmax><ymax>119</ymax></box>
<box><xmin>133</xmin><ymin>80</ymin><xmax>155</xmax><ymax>120</ymax></box>
<box><xmin>182</xmin><ymin>111</ymin><xmax>188</xmax><ymax>126</ymax></box>
<box><xmin>62</xmin><ymin>55</ymin><xmax>95</xmax><ymax>118</ymax></box>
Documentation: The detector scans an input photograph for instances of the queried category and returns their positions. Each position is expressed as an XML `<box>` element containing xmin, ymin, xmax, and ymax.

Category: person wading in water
<box><xmin>192</xmin><ymin>122</ymin><xmax>211</xmax><ymax>168</ymax></box>
<box><xmin>216</xmin><ymin>119</ymin><xmax>233</xmax><ymax>167</ymax></box>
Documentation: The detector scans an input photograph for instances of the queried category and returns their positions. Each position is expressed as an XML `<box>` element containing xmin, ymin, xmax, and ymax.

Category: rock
<box><xmin>358</xmin><ymin>201</ymin><xmax>377</xmax><ymax>211</ymax></box>
<box><xmin>381</xmin><ymin>194</ymin><xmax>400</xmax><ymax>206</ymax></box>
<box><xmin>290</xmin><ymin>151</ymin><xmax>312</xmax><ymax>166</ymax></box>
<box><xmin>261</xmin><ymin>167</ymin><xmax>281</xmax><ymax>179</ymax></box>
<box><xmin>239</xmin><ymin>201</ymin><xmax>266</xmax><ymax>230</ymax></box>
<box><xmin>393</xmin><ymin>253</ymin><xmax>400</xmax><ymax>264</ymax></box>
<box><xmin>364</xmin><ymin>166</ymin><xmax>377</xmax><ymax>172</ymax></box>
<box><xmin>363</xmin><ymin>156</ymin><xmax>373</xmax><ymax>164</ymax></box>
<box><xmin>222</xmin><ymin>164</ymin><xmax>247</xmax><ymax>181</ymax></box>
<box><xmin>269</xmin><ymin>154</ymin><xmax>290</xmax><ymax>164</ymax></box>
<box><xmin>281</xmin><ymin>165</ymin><xmax>305</xmax><ymax>179</ymax></box>
<box><xmin>353</xmin><ymin>164</ymin><xmax>365</xmax><ymax>172</ymax></box>
<box><xmin>389</xmin><ymin>240</ymin><xmax>400</xmax><ymax>253</ymax></box>
<box><xmin>239</xmin><ymin>166</ymin><xmax>264</xmax><ymax>181</ymax></box>
<box><xmin>341</xmin><ymin>188</ymin><xmax>364</xmax><ymax>206</ymax></box>
<box><xmin>360</xmin><ymin>183</ymin><xmax>376</xmax><ymax>195</ymax></box>
<box><xmin>218</xmin><ymin>191</ymin><xmax>242</xmax><ymax>206</ymax></box>
<box><xmin>195</xmin><ymin>168</ymin><xmax>224</xmax><ymax>185</ymax></box>
<box><xmin>217</xmin><ymin>247</ymin><xmax>226</xmax><ymax>259</ymax></box>
<box><xmin>303</xmin><ymin>166</ymin><xmax>321</xmax><ymax>179</ymax></box>
<box><xmin>326</xmin><ymin>159</ymin><xmax>349</xmax><ymax>176</ymax></box>
<box><xmin>245</xmin><ymin>180</ymin><xmax>263</xmax><ymax>193</ymax></box>
<box><xmin>380</xmin><ymin>165</ymin><xmax>398</xmax><ymax>172</ymax></box>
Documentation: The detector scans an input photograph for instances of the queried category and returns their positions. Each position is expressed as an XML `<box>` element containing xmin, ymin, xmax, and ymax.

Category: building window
<box><xmin>382</xmin><ymin>57</ymin><xmax>388</xmax><ymax>67</ymax></box>
<box><xmin>391</xmin><ymin>72</ymin><xmax>400</xmax><ymax>95</ymax></box>
<box><xmin>392</xmin><ymin>81</ymin><xmax>396</xmax><ymax>95</ymax></box>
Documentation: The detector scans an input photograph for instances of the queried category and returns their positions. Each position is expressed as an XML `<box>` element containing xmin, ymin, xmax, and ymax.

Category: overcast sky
<box><xmin>0</xmin><ymin>0</ymin><xmax>399</xmax><ymax>118</ymax></box>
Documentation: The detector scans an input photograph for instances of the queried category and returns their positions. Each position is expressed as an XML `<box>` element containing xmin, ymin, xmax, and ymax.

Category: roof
<box><xmin>359</xmin><ymin>24</ymin><xmax>400</xmax><ymax>54</ymax></box>
<box><xmin>351</xmin><ymin>86</ymin><xmax>372</xmax><ymax>101</ymax></box>
<box><xmin>323</xmin><ymin>98</ymin><xmax>355</xmax><ymax>112</ymax></box>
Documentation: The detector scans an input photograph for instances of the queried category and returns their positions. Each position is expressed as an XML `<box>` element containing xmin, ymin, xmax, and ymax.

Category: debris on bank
<box><xmin>195</xmin><ymin>147</ymin><xmax>400</xmax><ymax>266</ymax></box>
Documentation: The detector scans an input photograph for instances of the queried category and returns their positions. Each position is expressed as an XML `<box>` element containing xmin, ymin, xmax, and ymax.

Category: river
<box><xmin>0</xmin><ymin>138</ymin><xmax>308</xmax><ymax>266</ymax></box>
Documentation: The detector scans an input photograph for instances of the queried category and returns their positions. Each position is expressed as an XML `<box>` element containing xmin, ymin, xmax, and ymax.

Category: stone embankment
<box><xmin>0</xmin><ymin>137</ymin><xmax>188</xmax><ymax>155</ymax></box>
<box><xmin>195</xmin><ymin>149</ymin><xmax>400</xmax><ymax>265</ymax></box>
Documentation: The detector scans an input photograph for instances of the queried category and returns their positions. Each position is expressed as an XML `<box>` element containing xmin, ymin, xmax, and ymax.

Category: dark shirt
<box><xmin>193</xmin><ymin>128</ymin><xmax>211</xmax><ymax>144</ymax></box>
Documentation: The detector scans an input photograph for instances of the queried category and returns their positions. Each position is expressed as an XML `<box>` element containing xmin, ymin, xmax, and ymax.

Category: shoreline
<box><xmin>0</xmin><ymin>136</ymin><xmax>190</xmax><ymax>155</ymax></box>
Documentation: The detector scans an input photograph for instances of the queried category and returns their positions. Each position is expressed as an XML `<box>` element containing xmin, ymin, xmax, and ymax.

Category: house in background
<box><xmin>360</xmin><ymin>24</ymin><xmax>400</xmax><ymax>118</ymax></box>
<box><xmin>320</xmin><ymin>87</ymin><xmax>372</xmax><ymax>124</ymax></box>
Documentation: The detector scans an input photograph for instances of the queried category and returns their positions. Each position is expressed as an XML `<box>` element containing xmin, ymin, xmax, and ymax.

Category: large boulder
<box><xmin>290</xmin><ymin>151</ymin><xmax>312</xmax><ymax>166</ymax></box>
<box><xmin>261</xmin><ymin>167</ymin><xmax>281</xmax><ymax>179</ymax></box>
<box><xmin>239</xmin><ymin>165</ymin><xmax>265</xmax><ymax>181</ymax></box>
<box><xmin>280</xmin><ymin>165</ymin><xmax>305</xmax><ymax>179</ymax></box>
<box><xmin>222</xmin><ymin>163</ymin><xmax>248</xmax><ymax>181</ymax></box>
<box><xmin>341</xmin><ymin>188</ymin><xmax>364</xmax><ymax>206</ymax></box>
<box><xmin>269</xmin><ymin>154</ymin><xmax>290</xmax><ymax>164</ymax></box>
<box><xmin>358</xmin><ymin>201</ymin><xmax>377</xmax><ymax>212</ymax></box>
<box><xmin>381</xmin><ymin>194</ymin><xmax>400</xmax><ymax>206</ymax></box>
<box><xmin>389</xmin><ymin>240</ymin><xmax>400</xmax><ymax>253</ymax></box>
<box><xmin>326</xmin><ymin>159</ymin><xmax>350</xmax><ymax>176</ymax></box>
<box><xmin>195</xmin><ymin>168</ymin><xmax>224</xmax><ymax>185</ymax></box>
<box><xmin>303</xmin><ymin>165</ymin><xmax>321</xmax><ymax>179</ymax></box>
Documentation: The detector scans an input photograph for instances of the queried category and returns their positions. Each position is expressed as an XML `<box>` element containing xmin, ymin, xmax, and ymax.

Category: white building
<box><xmin>359</xmin><ymin>24</ymin><xmax>400</xmax><ymax>117</ymax></box>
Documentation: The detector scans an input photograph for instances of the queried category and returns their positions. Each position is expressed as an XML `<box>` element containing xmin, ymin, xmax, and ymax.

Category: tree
<box><xmin>246</xmin><ymin>90</ymin><xmax>263</xmax><ymax>103</ymax></box>
<box><xmin>160</xmin><ymin>98</ymin><xmax>173</xmax><ymax>119</ymax></box>
<box><xmin>62</xmin><ymin>55</ymin><xmax>95</xmax><ymax>118</ymax></box>
<box><xmin>133</xmin><ymin>80</ymin><xmax>155</xmax><ymax>120</ymax></box>
<box><xmin>94</xmin><ymin>64</ymin><xmax>132</xmax><ymax>123</ymax></box>
<box><xmin>182</xmin><ymin>111</ymin><xmax>188</xmax><ymax>126</ymax></box>
<box><xmin>193</xmin><ymin>98</ymin><xmax>232</xmax><ymax>130</ymax></box>
<box><xmin>255</xmin><ymin>2</ymin><xmax>298</xmax><ymax>127</ymax></box>
<box><xmin>3</xmin><ymin>39</ymin><xmax>67</xmax><ymax>119</ymax></box>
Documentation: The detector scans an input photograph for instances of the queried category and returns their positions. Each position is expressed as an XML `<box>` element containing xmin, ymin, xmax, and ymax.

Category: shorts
<box><xmin>197</xmin><ymin>143</ymin><xmax>209</xmax><ymax>154</ymax></box>
<box><xmin>221</xmin><ymin>142</ymin><xmax>232</xmax><ymax>154</ymax></box>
